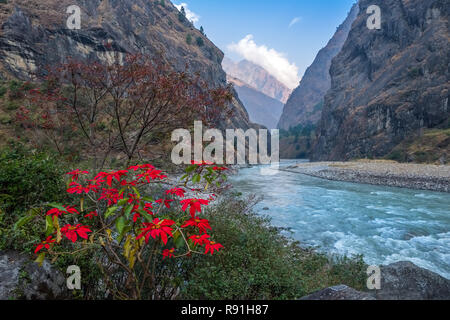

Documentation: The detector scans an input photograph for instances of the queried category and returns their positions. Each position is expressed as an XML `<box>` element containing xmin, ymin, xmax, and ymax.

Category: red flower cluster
<box><xmin>180</xmin><ymin>199</ymin><xmax>209</xmax><ymax>217</ymax></box>
<box><xmin>35</xmin><ymin>163</ymin><xmax>224</xmax><ymax>261</ymax></box>
<box><xmin>61</xmin><ymin>224</ymin><xmax>92</xmax><ymax>243</ymax></box>
<box><xmin>137</xmin><ymin>218</ymin><xmax>175</xmax><ymax>245</ymax></box>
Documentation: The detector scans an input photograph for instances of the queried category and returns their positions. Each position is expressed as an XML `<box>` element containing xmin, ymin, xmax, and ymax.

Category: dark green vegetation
<box><xmin>279</xmin><ymin>124</ymin><xmax>317</xmax><ymax>159</ymax></box>
<box><xmin>0</xmin><ymin>147</ymin><xmax>67</xmax><ymax>252</ymax></box>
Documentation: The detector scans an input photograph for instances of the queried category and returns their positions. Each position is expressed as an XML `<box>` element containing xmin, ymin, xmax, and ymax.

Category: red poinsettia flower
<box><xmin>34</xmin><ymin>236</ymin><xmax>56</xmax><ymax>253</ymax></box>
<box><xmin>162</xmin><ymin>248</ymin><xmax>175</xmax><ymax>259</ymax></box>
<box><xmin>128</xmin><ymin>164</ymin><xmax>155</xmax><ymax>171</ymax></box>
<box><xmin>85</xmin><ymin>183</ymin><xmax>100</xmax><ymax>193</ymax></box>
<box><xmin>136</xmin><ymin>169</ymin><xmax>166</xmax><ymax>183</ymax></box>
<box><xmin>61</xmin><ymin>224</ymin><xmax>92</xmax><ymax>243</ymax></box>
<box><xmin>67</xmin><ymin>182</ymin><xmax>88</xmax><ymax>194</ymax></box>
<box><xmin>98</xmin><ymin>188</ymin><xmax>124</xmax><ymax>206</ymax></box>
<box><xmin>132</xmin><ymin>212</ymin><xmax>141</xmax><ymax>222</ymax></box>
<box><xmin>136</xmin><ymin>218</ymin><xmax>175</xmax><ymax>245</ymax></box>
<box><xmin>212</xmin><ymin>166</ymin><xmax>227</xmax><ymax>171</ymax></box>
<box><xmin>46</xmin><ymin>205</ymin><xmax>79</xmax><ymax>218</ymax></box>
<box><xmin>204</xmin><ymin>240</ymin><xmax>223</xmax><ymax>255</ymax></box>
<box><xmin>180</xmin><ymin>199</ymin><xmax>209</xmax><ymax>217</ymax></box>
<box><xmin>94</xmin><ymin>170</ymin><xmax>129</xmax><ymax>187</ymax></box>
<box><xmin>189</xmin><ymin>234</ymin><xmax>210</xmax><ymax>246</ymax></box>
<box><xmin>127</xmin><ymin>193</ymin><xmax>140</xmax><ymax>205</ymax></box>
<box><xmin>66</xmin><ymin>169</ymin><xmax>89</xmax><ymax>181</ymax></box>
<box><xmin>156</xmin><ymin>199</ymin><xmax>174</xmax><ymax>209</ymax></box>
<box><xmin>143</xmin><ymin>202</ymin><xmax>154</xmax><ymax>215</ymax></box>
<box><xmin>181</xmin><ymin>217</ymin><xmax>212</xmax><ymax>234</ymax></box>
<box><xmin>84</xmin><ymin>211</ymin><xmax>98</xmax><ymax>219</ymax></box>
<box><xmin>165</xmin><ymin>188</ymin><xmax>186</xmax><ymax>198</ymax></box>
<box><xmin>120</xmin><ymin>179</ymin><xmax>138</xmax><ymax>187</ymax></box>
<box><xmin>191</xmin><ymin>160</ymin><xmax>214</xmax><ymax>166</ymax></box>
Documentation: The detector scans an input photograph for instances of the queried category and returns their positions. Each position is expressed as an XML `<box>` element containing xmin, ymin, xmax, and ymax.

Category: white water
<box><xmin>230</xmin><ymin>160</ymin><xmax>450</xmax><ymax>279</ymax></box>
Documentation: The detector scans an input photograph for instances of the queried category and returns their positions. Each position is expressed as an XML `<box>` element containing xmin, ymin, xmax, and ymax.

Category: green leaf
<box><xmin>45</xmin><ymin>215</ymin><xmax>54</xmax><ymax>235</ymax></box>
<box><xmin>105</xmin><ymin>206</ymin><xmax>119</xmax><ymax>219</ymax></box>
<box><xmin>124</xmin><ymin>205</ymin><xmax>134</xmax><ymax>219</ymax></box>
<box><xmin>116</xmin><ymin>217</ymin><xmax>126</xmax><ymax>235</ymax></box>
<box><xmin>35</xmin><ymin>253</ymin><xmax>45</xmax><ymax>267</ymax></box>
<box><xmin>131</xmin><ymin>187</ymin><xmax>141</xmax><ymax>198</ymax></box>
<box><xmin>117</xmin><ymin>198</ymin><xmax>129</xmax><ymax>206</ymax></box>
<box><xmin>48</xmin><ymin>203</ymin><xmax>66</xmax><ymax>211</ymax></box>
<box><xmin>14</xmin><ymin>208</ymin><xmax>39</xmax><ymax>229</ymax></box>
<box><xmin>185</xmin><ymin>165</ymin><xmax>196</xmax><ymax>174</ymax></box>
<box><xmin>14</xmin><ymin>215</ymin><xmax>35</xmax><ymax>230</ymax></box>
<box><xmin>192</xmin><ymin>174</ymin><xmax>201</xmax><ymax>184</ymax></box>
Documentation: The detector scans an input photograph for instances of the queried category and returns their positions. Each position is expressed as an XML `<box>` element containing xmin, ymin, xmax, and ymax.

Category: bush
<box><xmin>186</xmin><ymin>34</ymin><xmax>192</xmax><ymax>45</ymax></box>
<box><xmin>196</xmin><ymin>37</ymin><xmax>204</xmax><ymax>47</ymax></box>
<box><xmin>0</xmin><ymin>85</ymin><xmax>7</xmax><ymax>97</ymax></box>
<box><xmin>0</xmin><ymin>146</ymin><xmax>67</xmax><ymax>215</ymax></box>
<box><xmin>179</xmin><ymin>195</ymin><xmax>367</xmax><ymax>300</ymax></box>
<box><xmin>0</xmin><ymin>147</ymin><xmax>68</xmax><ymax>253</ymax></box>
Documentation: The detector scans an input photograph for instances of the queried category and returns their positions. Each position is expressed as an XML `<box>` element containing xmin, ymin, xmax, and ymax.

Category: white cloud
<box><xmin>289</xmin><ymin>17</ymin><xmax>301</xmax><ymax>28</ymax></box>
<box><xmin>227</xmin><ymin>35</ymin><xmax>300</xmax><ymax>89</ymax></box>
<box><xmin>174</xmin><ymin>3</ymin><xmax>200</xmax><ymax>25</ymax></box>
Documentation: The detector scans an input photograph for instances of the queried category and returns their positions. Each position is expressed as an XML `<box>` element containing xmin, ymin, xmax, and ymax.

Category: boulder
<box><xmin>0</xmin><ymin>250</ymin><xmax>68</xmax><ymax>300</ymax></box>
<box><xmin>301</xmin><ymin>261</ymin><xmax>450</xmax><ymax>300</ymax></box>
<box><xmin>371</xmin><ymin>261</ymin><xmax>450</xmax><ymax>300</ymax></box>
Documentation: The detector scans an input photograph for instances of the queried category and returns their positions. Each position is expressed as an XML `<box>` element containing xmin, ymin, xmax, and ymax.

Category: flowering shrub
<box><xmin>26</xmin><ymin>161</ymin><xmax>228</xmax><ymax>299</ymax></box>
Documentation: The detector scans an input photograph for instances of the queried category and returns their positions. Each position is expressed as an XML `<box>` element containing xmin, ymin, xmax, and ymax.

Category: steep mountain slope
<box><xmin>0</xmin><ymin>0</ymin><xmax>252</xmax><ymax>130</ymax></box>
<box><xmin>313</xmin><ymin>0</ymin><xmax>449</xmax><ymax>161</ymax></box>
<box><xmin>222</xmin><ymin>58</ymin><xmax>292</xmax><ymax>103</ymax></box>
<box><xmin>228</xmin><ymin>75</ymin><xmax>284</xmax><ymax>129</ymax></box>
<box><xmin>278</xmin><ymin>3</ymin><xmax>359</xmax><ymax>130</ymax></box>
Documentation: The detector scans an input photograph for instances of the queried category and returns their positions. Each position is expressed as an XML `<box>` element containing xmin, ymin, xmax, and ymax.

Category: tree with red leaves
<box><xmin>17</xmin><ymin>54</ymin><xmax>233</xmax><ymax>168</ymax></box>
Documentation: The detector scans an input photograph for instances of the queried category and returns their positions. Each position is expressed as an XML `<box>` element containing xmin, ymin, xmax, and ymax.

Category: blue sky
<box><xmin>173</xmin><ymin>0</ymin><xmax>356</xmax><ymax>89</ymax></box>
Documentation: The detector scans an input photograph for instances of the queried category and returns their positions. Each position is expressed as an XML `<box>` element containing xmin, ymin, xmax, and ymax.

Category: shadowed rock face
<box><xmin>0</xmin><ymin>251</ymin><xmax>68</xmax><ymax>300</ymax></box>
<box><xmin>277</xmin><ymin>3</ymin><xmax>359</xmax><ymax>130</ymax></box>
<box><xmin>0</xmin><ymin>0</ymin><xmax>252</xmax><ymax>130</ymax></box>
<box><xmin>313</xmin><ymin>0</ymin><xmax>450</xmax><ymax>161</ymax></box>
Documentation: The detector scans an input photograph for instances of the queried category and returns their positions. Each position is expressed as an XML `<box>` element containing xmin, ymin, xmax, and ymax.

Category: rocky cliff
<box><xmin>313</xmin><ymin>0</ymin><xmax>449</xmax><ymax>161</ymax></box>
<box><xmin>0</xmin><ymin>0</ymin><xmax>252</xmax><ymax>130</ymax></box>
<box><xmin>223</xmin><ymin>58</ymin><xmax>292</xmax><ymax>104</ymax></box>
<box><xmin>278</xmin><ymin>3</ymin><xmax>359</xmax><ymax>130</ymax></box>
<box><xmin>227</xmin><ymin>75</ymin><xmax>284</xmax><ymax>129</ymax></box>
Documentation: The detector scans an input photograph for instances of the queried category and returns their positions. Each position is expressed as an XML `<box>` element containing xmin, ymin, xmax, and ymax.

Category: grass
<box><xmin>386</xmin><ymin>127</ymin><xmax>450</xmax><ymax>164</ymax></box>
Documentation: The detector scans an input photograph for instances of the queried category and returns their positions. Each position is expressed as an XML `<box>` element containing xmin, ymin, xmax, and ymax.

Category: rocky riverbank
<box><xmin>282</xmin><ymin>161</ymin><xmax>450</xmax><ymax>193</ymax></box>
<box><xmin>301</xmin><ymin>261</ymin><xmax>450</xmax><ymax>300</ymax></box>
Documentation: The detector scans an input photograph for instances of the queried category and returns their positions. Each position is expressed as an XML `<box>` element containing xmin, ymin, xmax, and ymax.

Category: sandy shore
<box><xmin>282</xmin><ymin>161</ymin><xmax>450</xmax><ymax>193</ymax></box>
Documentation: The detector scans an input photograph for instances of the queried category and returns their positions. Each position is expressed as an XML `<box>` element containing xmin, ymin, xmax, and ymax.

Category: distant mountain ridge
<box><xmin>227</xmin><ymin>75</ymin><xmax>284</xmax><ymax>129</ymax></box>
<box><xmin>222</xmin><ymin>58</ymin><xmax>292</xmax><ymax>104</ymax></box>
<box><xmin>278</xmin><ymin>3</ymin><xmax>359</xmax><ymax>130</ymax></box>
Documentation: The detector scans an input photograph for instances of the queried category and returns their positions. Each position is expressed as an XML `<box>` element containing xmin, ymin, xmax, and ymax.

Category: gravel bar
<box><xmin>282</xmin><ymin>161</ymin><xmax>450</xmax><ymax>193</ymax></box>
